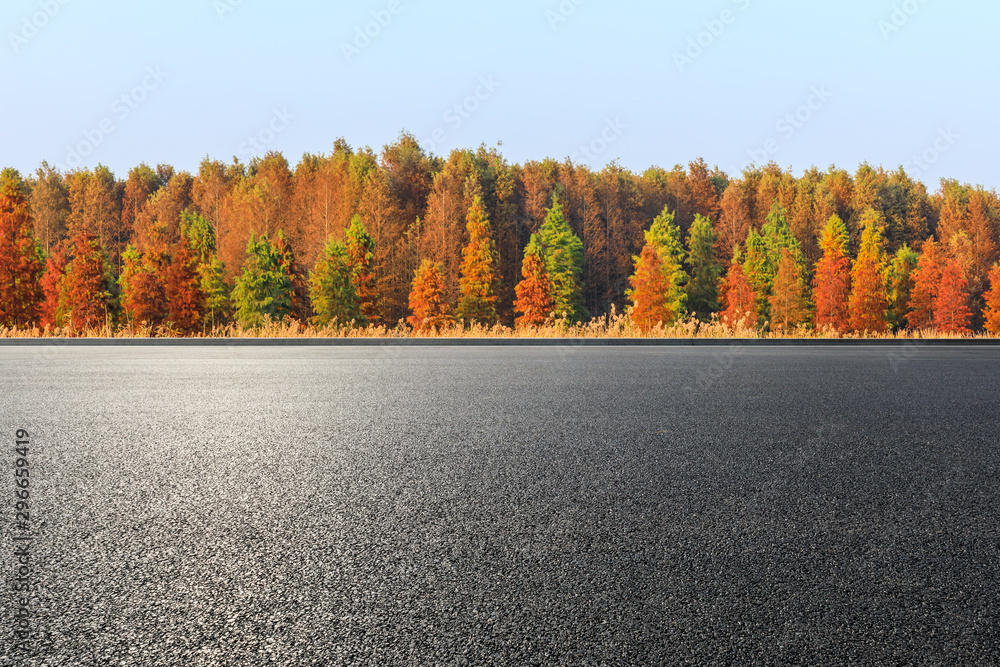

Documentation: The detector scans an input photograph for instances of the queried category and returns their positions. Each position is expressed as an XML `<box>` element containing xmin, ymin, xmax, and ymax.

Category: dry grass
<box><xmin>1</xmin><ymin>310</ymin><xmax>994</xmax><ymax>340</ymax></box>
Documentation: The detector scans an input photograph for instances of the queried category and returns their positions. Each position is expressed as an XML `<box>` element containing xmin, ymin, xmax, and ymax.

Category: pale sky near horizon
<box><xmin>2</xmin><ymin>1</ymin><xmax>996</xmax><ymax>191</ymax></box>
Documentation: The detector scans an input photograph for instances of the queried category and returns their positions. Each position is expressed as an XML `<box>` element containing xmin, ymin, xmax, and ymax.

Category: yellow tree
<box><xmin>30</xmin><ymin>162</ymin><xmax>69</xmax><ymax>255</ymax></box>
<box><xmin>812</xmin><ymin>215</ymin><xmax>851</xmax><ymax>332</ymax></box>
<box><xmin>848</xmin><ymin>209</ymin><xmax>889</xmax><ymax>333</ymax></box>
<box><xmin>457</xmin><ymin>196</ymin><xmax>500</xmax><ymax>325</ymax></box>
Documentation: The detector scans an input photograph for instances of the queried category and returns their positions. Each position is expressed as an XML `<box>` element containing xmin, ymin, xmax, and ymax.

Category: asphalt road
<box><xmin>2</xmin><ymin>345</ymin><xmax>999</xmax><ymax>665</ymax></box>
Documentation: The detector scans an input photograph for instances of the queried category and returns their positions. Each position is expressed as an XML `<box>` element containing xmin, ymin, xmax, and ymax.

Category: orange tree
<box><xmin>848</xmin><ymin>210</ymin><xmax>889</xmax><ymax>334</ymax></box>
<box><xmin>983</xmin><ymin>264</ymin><xmax>1000</xmax><ymax>335</ymax></box>
<box><xmin>719</xmin><ymin>251</ymin><xmax>757</xmax><ymax>329</ymax></box>
<box><xmin>457</xmin><ymin>196</ymin><xmax>500</xmax><ymax>325</ymax></box>
<box><xmin>812</xmin><ymin>215</ymin><xmax>851</xmax><ymax>332</ymax></box>
<box><xmin>907</xmin><ymin>239</ymin><xmax>945</xmax><ymax>330</ymax></box>
<box><xmin>933</xmin><ymin>258</ymin><xmax>972</xmax><ymax>334</ymax></box>
<box><xmin>408</xmin><ymin>260</ymin><xmax>452</xmax><ymax>333</ymax></box>
<box><xmin>514</xmin><ymin>235</ymin><xmax>555</xmax><ymax>328</ymax></box>
<box><xmin>627</xmin><ymin>244</ymin><xmax>674</xmax><ymax>332</ymax></box>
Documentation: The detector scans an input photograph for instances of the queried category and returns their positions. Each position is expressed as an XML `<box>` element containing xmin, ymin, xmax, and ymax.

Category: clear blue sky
<box><xmin>2</xmin><ymin>0</ymin><xmax>996</xmax><ymax>190</ymax></box>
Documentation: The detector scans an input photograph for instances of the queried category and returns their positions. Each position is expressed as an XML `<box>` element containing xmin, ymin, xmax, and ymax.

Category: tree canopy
<box><xmin>2</xmin><ymin>143</ymin><xmax>999</xmax><ymax>336</ymax></box>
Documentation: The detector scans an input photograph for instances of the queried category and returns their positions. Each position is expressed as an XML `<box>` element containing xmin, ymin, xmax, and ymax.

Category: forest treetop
<box><xmin>3</xmin><ymin>131</ymin><xmax>999</xmax><ymax>334</ymax></box>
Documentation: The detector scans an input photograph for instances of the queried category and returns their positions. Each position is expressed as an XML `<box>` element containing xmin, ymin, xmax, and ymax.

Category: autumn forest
<box><xmin>3</xmin><ymin>133</ymin><xmax>1000</xmax><ymax>337</ymax></box>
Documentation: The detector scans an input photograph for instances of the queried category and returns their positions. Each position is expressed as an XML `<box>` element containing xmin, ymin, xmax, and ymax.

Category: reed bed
<box><xmin>1</xmin><ymin>311</ymin><xmax>992</xmax><ymax>341</ymax></box>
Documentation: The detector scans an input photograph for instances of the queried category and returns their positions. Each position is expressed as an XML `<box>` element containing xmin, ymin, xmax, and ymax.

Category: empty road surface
<box><xmin>2</xmin><ymin>344</ymin><xmax>999</xmax><ymax>665</ymax></box>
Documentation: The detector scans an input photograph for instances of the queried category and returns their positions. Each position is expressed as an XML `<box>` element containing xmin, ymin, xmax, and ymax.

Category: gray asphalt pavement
<box><xmin>2</xmin><ymin>345</ymin><xmax>999</xmax><ymax>665</ymax></box>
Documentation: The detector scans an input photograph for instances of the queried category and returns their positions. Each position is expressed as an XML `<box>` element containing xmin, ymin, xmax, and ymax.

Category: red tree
<box><xmin>719</xmin><ymin>256</ymin><xmax>757</xmax><ymax>329</ymax></box>
<box><xmin>0</xmin><ymin>169</ymin><xmax>44</xmax><ymax>328</ymax></box>
<box><xmin>120</xmin><ymin>241</ymin><xmax>167</xmax><ymax>329</ymax></box>
<box><xmin>907</xmin><ymin>239</ymin><xmax>945</xmax><ymax>330</ymax></box>
<box><xmin>812</xmin><ymin>215</ymin><xmax>851</xmax><ymax>332</ymax></box>
<box><xmin>933</xmin><ymin>259</ymin><xmax>972</xmax><ymax>334</ymax></box>
<box><xmin>984</xmin><ymin>265</ymin><xmax>1000</xmax><ymax>335</ymax></box>
<box><xmin>166</xmin><ymin>240</ymin><xmax>205</xmax><ymax>335</ymax></box>
<box><xmin>848</xmin><ymin>262</ymin><xmax>888</xmax><ymax>333</ymax></box>
<box><xmin>63</xmin><ymin>232</ymin><xmax>112</xmax><ymax>330</ymax></box>
<box><xmin>39</xmin><ymin>247</ymin><xmax>68</xmax><ymax>330</ymax></box>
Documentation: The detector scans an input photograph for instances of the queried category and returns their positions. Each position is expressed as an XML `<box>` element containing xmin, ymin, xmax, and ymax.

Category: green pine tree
<box><xmin>537</xmin><ymin>198</ymin><xmax>587</xmax><ymax>322</ymax></box>
<box><xmin>742</xmin><ymin>228</ymin><xmax>772</xmax><ymax>323</ymax></box>
<box><xmin>178</xmin><ymin>210</ymin><xmax>230</xmax><ymax>329</ymax></box>
<box><xmin>179</xmin><ymin>210</ymin><xmax>216</xmax><ymax>264</ymax></box>
<box><xmin>887</xmin><ymin>244</ymin><xmax>919</xmax><ymax>331</ymax></box>
<box><xmin>742</xmin><ymin>203</ymin><xmax>804</xmax><ymax>325</ymax></box>
<box><xmin>310</xmin><ymin>238</ymin><xmax>361</xmax><ymax>327</ymax></box>
<box><xmin>346</xmin><ymin>215</ymin><xmax>379</xmax><ymax>325</ymax></box>
<box><xmin>761</xmin><ymin>202</ymin><xmax>802</xmax><ymax>263</ymax></box>
<box><xmin>685</xmin><ymin>213</ymin><xmax>722</xmax><ymax>320</ymax></box>
<box><xmin>230</xmin><ymin>234</ymin><xmax>293</xmax><ymax>328</ymax></box>
<box><xmin>637</xmin><ymin>206</ymin><xmax>688</xmax><ymax>321</ymax></box>
<box><xmin>199</xmin><ymin>256</ymin><xmax>231</xmax><ymax>329</ymax></box>
<box><xmin>274</xmin><ymin>229</ymin><xmax>309</xmax><ymax>321</ymax></box>
<box><xmin>646</xmin><ymin>207</ymin><xmax>687</xmax><ymax>266</ymax></box>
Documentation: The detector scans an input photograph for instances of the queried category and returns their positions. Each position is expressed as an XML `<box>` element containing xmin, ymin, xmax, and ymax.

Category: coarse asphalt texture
<box><xmin>2</xmin><ymin>345</ymin><xmax>999</xmax><ymax>665</ymax></box>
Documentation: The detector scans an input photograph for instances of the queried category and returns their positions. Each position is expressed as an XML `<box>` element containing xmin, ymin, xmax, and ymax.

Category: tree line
<box><xmin>2</xmin><ymin>132</ymin><xmax>1000</xmax><ymax>335</ymax></box>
